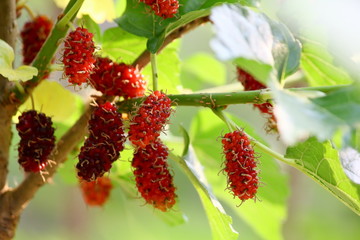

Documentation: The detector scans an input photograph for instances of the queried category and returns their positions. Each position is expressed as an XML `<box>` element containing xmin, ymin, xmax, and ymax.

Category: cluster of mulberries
<box><xmin>77</xmin><ymin>102</ymin><xmax>125</xmax><ymax>181</ymax></box>
<box><xmin>132</xmin><ymin>139</ymin><xmax>176</xmax><ymax>211</ymax></box>
<box><xmin>222</xmin><ymin>130</ymin><xmax>259</xmax><ymax>201</ymax></box>
<box><xmin>16</xmin><ymin>110</ymin><xmax>55</xmax><ymax>172</ymax></box>
<box><xmin>80</xmin><ymin>176</ymin><xmax>113</xmax><ymax>206</ymax></box>
<box><xmin>20</xmin><ymin>15</ymin><xmax>53</xmax><ymax>65</ymax></box>
<box><xmin>128</xmin><ymin>91</ymin><xmax>177</xmax><ymax>211</ymax></box>
<box><xmin>128</xmin><ymin>91</ymin><xmax>172</xmax><ymax>148</ymax></box>
<box><xmin>236</xmin><ymin>67</ymin><xmax>277</xmax><ymax>132</ymax></box>
<box><xmin>140</xmin><ymin>0</ymin><xmax>179</xmax><ymax>19</ymax></box>
<box><xmin>89</xmin><ymin>57</ymin><xmax>146</xmax><ymax>99</ymax></box>
<box><xmin>62</xmin><ymin>27</ymin><xmax>96</xmax><ymax>85</ymax></box>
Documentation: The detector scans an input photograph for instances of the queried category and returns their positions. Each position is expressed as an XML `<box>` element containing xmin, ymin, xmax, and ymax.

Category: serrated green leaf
<box><xmin>79</xmin><ymin>15</ymin><xmax>102</xmax><ymax>43</ymax></box>
<box><xmin>180</xmin><ymin>53</ymin><xmax>226</xmax><ymax>91</ymax></box>
<box><xmin>170</xmin><ymin>149</ymin><xmax>238</xmax><ymax>240</ymax></box>
<box><xmin>0</xmin><ymin>39</ymin><xmax>38</xmax><ymax>81</ymax></box>
<box><xmin>301</xmin><ymin>41</ymin><xmax>353</xmax><ymax>86</ymax></box>
<box><xmin>210</xmin><ymin>4</ymin><xmax>274</xmax><ymax>83</ymax></box>
<box><xmin>102</xmin><ymin>27</ymin><xmax>147</xmax><ymax>63</ymax></box>
<box><xmin>274</xmin><ymin>83</ymin><xmax>360</xmax><ymax>146</ymax></box>
<box><xmin>190</xmin><ymin>108</ymin><xmax>289</xmax><ymax>240</ymax></box>
<box><xmin>286</xmin><ymin>138</ymin><xmax>360</xmax><ymax>215</ymax></box>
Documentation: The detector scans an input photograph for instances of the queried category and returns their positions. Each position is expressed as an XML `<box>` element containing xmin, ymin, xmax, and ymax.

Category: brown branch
<box><xmin>133</xmin><ymin>16</ymin><xmax>210</xmax><ymax>69</ymax></box>
<box><xmin>0</xmin><ymin>0</ymin><xmax>17</xmax><ymax>192</ymax></box>
<box><xmin>7</xmin><ymin>15</ymin><xmax>209</xmax><ymax>220</ymax></box>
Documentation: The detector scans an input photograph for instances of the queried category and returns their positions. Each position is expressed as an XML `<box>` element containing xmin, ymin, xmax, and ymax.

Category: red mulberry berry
<box><xmin>80</xmin><ymin>176</ymin><xmax>113</xmax><ymax>206</ymax></box>
<box><xmin>222</xmin><ymin>130</ymin><xmax>259</xmax><ymax>201</ymax></box>
<box><xmin>20</xmin><ymin>16</ymin><xmax>53</xmax><ymax>65</ymax></box>
<box><xmin>128</xmin><ymin>91</ymin><xmax>172</xmax><ymax>148</ymax></box>
<box><xmin>16</xmin><ymin>110</ymin><xmax>55</xmax><ymax>172</ymax></box>
<box><xmin>62</xmin><ymin>27</ymin><xmax>96</xmax><ymax>85</ymax></box>
<box><xmin>140</xmin><ymin>0</ymin><xmax>179</xmax><ymax>19</ymax></box>
<box><xmin>77</xmin><ymin>102</ymin><xmax>125</xmax><ymax>181</ymax></box>
<box><xmin>89</xmin><ymin>57</ymin><xmax>146</xmax><ymax>98</ymax></box>
<box><xmin>132</xmin><ymin>139</ymin><xmax>177</xmax><ymax>211</ymax></box>
<box><xmin>236</xmin><ymin>67</ymin><xmax>277</xmax><ymax>132</ymax></box>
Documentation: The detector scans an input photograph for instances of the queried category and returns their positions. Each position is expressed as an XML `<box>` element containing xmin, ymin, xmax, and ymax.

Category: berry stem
<box><xmin>57</xmin><ymin>0</ymin><xmax>85</xmax><ymax>30</ymax></box>
<box><xmin>22</xmin><ymin>4</ymin><xmax>35</xmax><ymax>20</ymax></box>
<box><xmin>212</xmin><ymin>108</ymin><xmax>234</xmax><ymax>132</ymax></box>
<box><xmin>116</xmin><ymin>84</ymin><xmax>348</xmax><ymax>112</ymax></box>
<box><xmin>150</xmin><ymin>53</ymin><xmax>158</xmax><ymax>91</ymax></box>
<box><xmin>29</xmin><ymin>94</ymin><xmax>35</xmax><ymax>110</ymax></box>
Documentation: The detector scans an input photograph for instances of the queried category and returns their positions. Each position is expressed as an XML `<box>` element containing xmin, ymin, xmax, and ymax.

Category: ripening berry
<box><xmin>80</xmin><ymin>176</ymin><xmax>113</xmax><ymax>206</ymax></box>
<box><xmin>236</xmin><ymin>67</ymin><xmax>277</xmax><ymax>132</ymax></box>
<box><xmin>77</xmin><ymin>102</ymin><xmax>125</xmax><ymax>181</ymax></box>
<box><xmin>222</xmin><ymin>130</ymin><xmax>259</xmax><ymax>201</ymax></box>
<box><xmin>16</xmin><ymin>110</ymin><xmax>55</xmax><ymax>172</ymax></box>
<box><xmin>140</xmin><ymin>0</ymin><xmax>179</xmax><ymax>19</ymax></box>
<box><xmin>132</xmin><ymin>139</ymin><xmax>177</xmax><ymax>211</ymax></box>
<box><xmin>89</xmin><ymin>57</ymin><xmax>146</xmax><ymax>98</ymax></box>
<box><xmin>128</xmin><ymin>91</ymin><xmax>172</xmax><ymax>148</ymax></box>
<box><xmin>20</xmin><ymin>15</ymin><xmax>53</xmax><ymax>65</ymax></box>
<box><xmin>62</xmin><ymin>27</ymin><xmax>96</xmax><ymax>85</ymax></box>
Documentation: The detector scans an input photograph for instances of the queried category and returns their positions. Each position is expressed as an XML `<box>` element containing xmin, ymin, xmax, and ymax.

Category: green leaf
<box><xmin>301</xmin><ymin>41</ymin><xmax>353</xmax><ymax>86</ymax></box>
<box><xmin>0</xmin><ymin>39</ymin><xmax>38</xmax><ymax>81</ymax></box>
<box><xmin>180</xmin><ymin>53</ymin><xmax>226</xmax><ymax>91</ymax></box>
<box><xmin>143</xmin><ymin>41</ymin><xmax>181</xmax><ymax>93</ymax></box>
<box><xmin>17</xmin><ymin>80</ymin><xmax>84</xmax><ymax>125</ymax></box>
<box><xmin>273</xmin><ymin>83</ymin><xmax>360</xmax><ymax>146</ymax></box>
<box><xmin>190</xmin><ymin>109</ymin><xmax>289</xmax><ymax>240</ymax></box>
<box><xmin>269</xmin><ymin>20</ymin><xmax>301</xmax><ymax>80</ymax></box>
<box><xmin>170</xmin><ymin>149</ymin><xmax>238</xmax><ymax>240</ymax></box>
<box><xmin>285</xmin><ymin>138</ymin><xmax>360</xmax><ymax>215</ymax></box>
<box><xmin>102</xmin><ymin>27</ymin><xmax>147</xmax><ymax>63</ymax></box>
<box><xmin>210</xmin><ymin>4</ymin><xmax>274</xmax><ymax>83</ymax></box>
<box><xmin>116</xmin><ymin>0</ymin><xmax>242</xmax><ymax>53</ymax></box>
<box><xmin>79</xmin><ymin>14</ymin><xmax>102</xmax><ymax>43</ymax></box>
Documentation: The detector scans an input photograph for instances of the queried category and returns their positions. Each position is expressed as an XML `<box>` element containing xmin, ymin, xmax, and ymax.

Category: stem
<box><xmin>116</xmin><ymin>84</ymin><xmax>348</xmax><ymax>112</ymax></box>
<box><xmin>23</xmin><ymin>4</ymin><xmax>35</xmax><ymax>20</ymax></box>
<box><xmin>150</xmin><ymin>53</ymin><xmax>158</xmax><ymax>91</ymax></box>
<box><xmin>211</xmin><ymin>108</ymin><xmax>234</xmax><ymax>132</ymax></box>
<box><xmin>57</xmin><ymin>0</ymin><xmax>85</xmax><ymax>29</ymax></box>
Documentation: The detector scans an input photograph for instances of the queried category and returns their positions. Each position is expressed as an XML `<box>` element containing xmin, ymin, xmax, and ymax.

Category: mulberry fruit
<box><xmin>222</xmin><ymin>130</ymin><xmax>259</xmax><ymax>201</ymax></box>
<box><xmin>236</xmin><ymin>67</ymin><xmax>277</xmax><ymax>132</ymax></box>
<box><xmin>140</xmin><ymin>0</ymin><xmax>179</xmax><ymax>19</ymax></box>
<box><xmin>21</xmin><ymin>15</ymin><xmax>53</xmax><ymax>65</ymax></box>
<box><xmin>80</xmin><ymin>176</ymin><xmax>113</xmax><ymax>206</ymax></box>
<box><xmin>89</xmin><ymin>57</ymin><xmax>146</xmax><ymax>98</ymax></box>
<box><xmin>16</xmin><ymin>110</ymin><xmax>55</xmax><ymax>172</ymax></box>
<box><xmin>128</xmin><ymin>91</ymin><xmax>172</xmax><ymax>148</ymax></box>
<box><xmin>132</xmin><ymin>139</ymin><xmax>176</xmax><ymax>211</ymax></box>
<box><xmin>62</xmin><ymin>27</ymin><xmax>96</xmax><ymax>85</ymax></box>
<box><xmin>77</xmin><ymin>102</ymin><xmax>125</xmax><ymax>181</ymax></box>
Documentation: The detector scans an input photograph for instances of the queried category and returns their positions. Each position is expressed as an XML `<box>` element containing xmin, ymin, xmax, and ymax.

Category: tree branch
<box><xmin>0</xmin><ymin>0</ymin><xmax>17</xmax><ymax>192</ymax></box>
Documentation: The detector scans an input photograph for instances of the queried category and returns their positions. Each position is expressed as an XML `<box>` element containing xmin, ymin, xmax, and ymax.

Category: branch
<box><xmin>0</xmin><ymin>0</ymin><xmax>17</xmax><ymax>192</ymax></box>
<box><xmin>133</xmin><ymin>16</ymin><xmax>210</xmax><ymax>70</ymax></box>
<box><xmin>116</xmin><ymin>84</ymin><xmax>347</xmax><ymax>112</ymax></box>
<box><xmin>8</xmin><ymin>14</ymin><xmax>211</xmax><ymax>217</ymax></box>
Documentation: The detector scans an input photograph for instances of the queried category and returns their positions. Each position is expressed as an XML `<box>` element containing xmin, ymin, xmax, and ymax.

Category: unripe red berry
<box><xmin>132</xmin><ymin>139</ymin><xmax>177</xmax><ymax>211</ymax></box>
<box><xmin>80</xmin><ymin>176</ymin><xmax>113</xmax><ymax>206</ymax></box>
<box><xmin>128</xmin><ymin>91</ymin><xmax>172</xmax><ymax>148</ymax></box>
<box><xmin>21</xmin><ymin>15</ymin><xmax>53</xmax><ymax>65</ymax></box>
<box><xmin>89</xmin><ymin>57</ymin><xmax>146</xmax><ymax>98</ymax></box>
<box><xmin>62</xmin><ymin>27</ymin><xmax>96</xmax><ymax>85</ymax></box>
<box><xmin>140</xmin><ymin>0</ymin><xmax>179</xmax><ymax>19</ymax></box>
<box><xmin>222</xmin><ymin>130</ymin><xmax>259</xmax><ymax>201</ymax></box>
<box><xmin>16</xmin><ymin>110</ymin><xmax>55</xmax><ymax>172</ymax></box>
